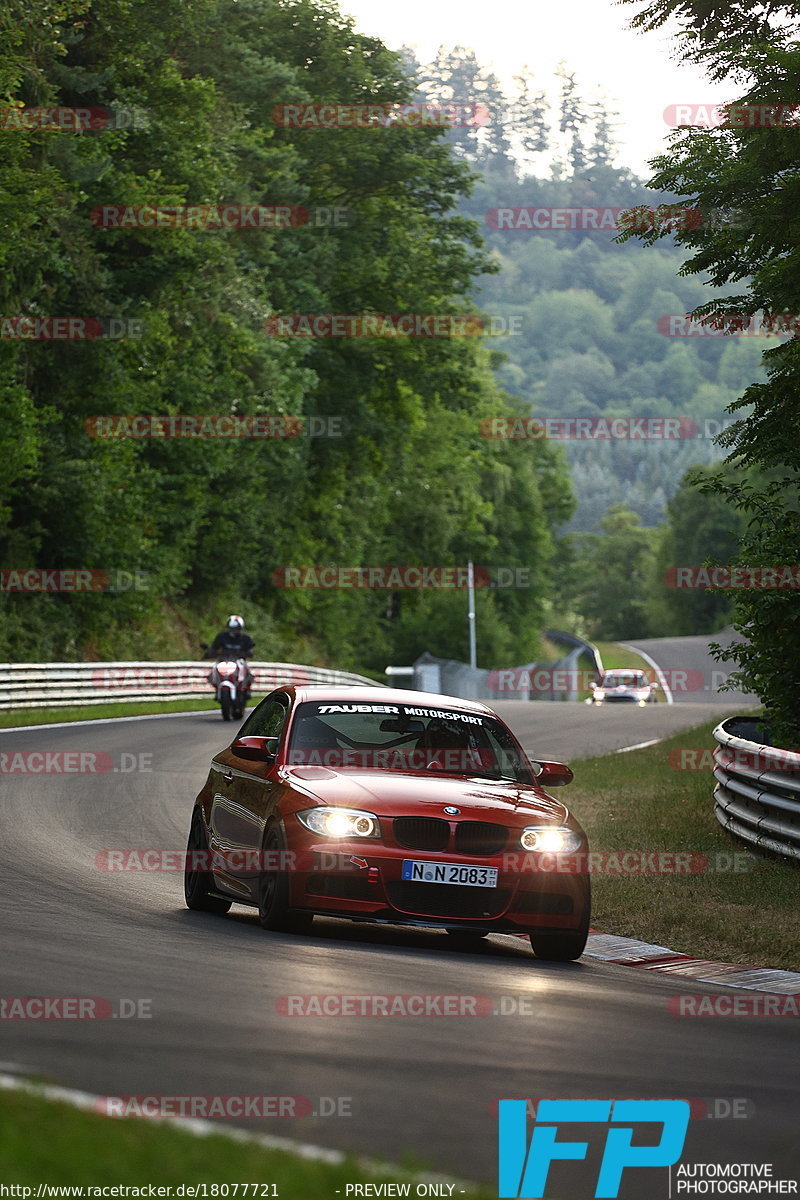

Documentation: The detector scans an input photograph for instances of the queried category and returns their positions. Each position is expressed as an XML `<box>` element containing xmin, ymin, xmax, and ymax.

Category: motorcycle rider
<box><xmin>204</xmin><ymin>614</ymin><xmax>255</xmax><ymax>661</ymax></box>
<box><xmin>203</xmin><ymin>615</ymin><xmax>255</xmax><ymax>702</ymax></box>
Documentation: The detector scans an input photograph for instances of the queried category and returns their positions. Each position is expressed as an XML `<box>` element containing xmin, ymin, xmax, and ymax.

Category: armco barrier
<box><xmin>544</xmin><ymin>629</ymin><xmax>604</xmax><ymax>680</ymax></box>
<box><xmin>712</xmin><ymin>716</ymin><xmax>800</xmax><ymax>862</ymax></box>
<box><xmin>0</xmin><ymin>661</ymin><xmax>379</xmax><ymax>710</ymax></box>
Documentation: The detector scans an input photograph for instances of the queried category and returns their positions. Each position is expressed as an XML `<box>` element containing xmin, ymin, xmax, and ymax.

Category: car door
<box><xmin>208</xmin><ymin>695</ymin><xmax>290</xmax><ymax>901</ymax></box>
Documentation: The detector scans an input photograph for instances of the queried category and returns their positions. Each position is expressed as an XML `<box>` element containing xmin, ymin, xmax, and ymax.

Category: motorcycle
<box><xmin>200</xmin><ymin>645</ymin><xmax>252</xmax><ymax>721</ymax></box>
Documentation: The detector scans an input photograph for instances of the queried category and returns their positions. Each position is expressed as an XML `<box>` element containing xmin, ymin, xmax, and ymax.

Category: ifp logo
<box><xmin>498</xmin><ymin>1099</ymin><xmax>690</xmax><ymax>1197</ymax></box>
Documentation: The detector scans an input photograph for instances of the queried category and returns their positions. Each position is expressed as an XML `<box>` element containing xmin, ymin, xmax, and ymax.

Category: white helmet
<box><xmin>227</xmin><ymin>614</ymin><xmax>244</xmax><ymax>631</ymax></box>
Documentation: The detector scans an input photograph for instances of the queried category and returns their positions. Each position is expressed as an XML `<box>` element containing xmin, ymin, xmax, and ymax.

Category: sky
<box><xmin>339</xmin><ymin>0</ymin><xmax>732</xmax><ymax>174</ymax></box>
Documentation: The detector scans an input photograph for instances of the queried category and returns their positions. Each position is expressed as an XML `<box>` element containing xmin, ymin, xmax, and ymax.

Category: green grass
<box><xmin>568</xmin><ymin>714</ymin><xmax>800</xmax><ymax>968</ymax></box>
<box><xmin>0</xmin><ymin>698</ymin><xmax>221</xmax><ymax>728</ymax></box>
<box><xmin>0</xmin><ymin>1089</ymin><xmax>491</xmax><ymax>1196</ymax></box>
<box><xmin>593</xmin><ymin>641</ymin><xmax>657</xmax><ymax>675</ymax></box>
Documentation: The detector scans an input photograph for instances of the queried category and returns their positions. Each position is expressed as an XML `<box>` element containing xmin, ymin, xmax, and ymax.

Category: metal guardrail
<box><xmin>0</xmin><ymin>661</ymin><xmax>379</xmax><ymax>710</ymax></box>
<box><xmin>544</xmin><ymin>630</ymin><xmax>604</xmax><ymax>679</ymax></box>
<box><xmin>712</xmin><ymin>716</ymin><xmax>800</xmax><ymax>862</ymax></box>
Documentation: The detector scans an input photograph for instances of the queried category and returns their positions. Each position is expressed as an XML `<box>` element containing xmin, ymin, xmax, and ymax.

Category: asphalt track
<box><xmin>624</xmin><ymin>628</ymin><xmax>759</xmax><ymax>706</ymax></box>
<box><xmin>1</xmin><ymin>691</ymin><xmax>797</xmax><ymax>1196</ymax></box>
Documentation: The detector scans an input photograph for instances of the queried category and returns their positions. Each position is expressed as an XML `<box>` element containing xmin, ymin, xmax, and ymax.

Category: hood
<box><xmin>279</xmin><ymin>767</ymin><xmax>567</xmax><ymax>825</ymax></box>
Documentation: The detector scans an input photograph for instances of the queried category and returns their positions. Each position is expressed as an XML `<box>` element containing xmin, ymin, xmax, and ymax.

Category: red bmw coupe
<box><xmin>184</xmin><ymin>686</ymin><xmax>591</xmax><ymax>960</ymax></box>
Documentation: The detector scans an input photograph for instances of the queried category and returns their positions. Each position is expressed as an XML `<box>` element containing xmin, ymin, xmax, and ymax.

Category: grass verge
<box><xmin>0</xmin><ymin>699</ymin><xmax>221</xmax><ymax>729</ymax></box>
<box><xmin>0</xmin><ymin>1089</ymin><xmax>491</xmax><ymax>1196</ymax></box>
<box><xmin>593</xmin><ymin>640</ymin><xmax>658</xmax><ymax>676</ymax></box>
<box><xmin>568</xmin><ymin>714</ymin><xmax>800</xmax><ymax>969</ymax></box>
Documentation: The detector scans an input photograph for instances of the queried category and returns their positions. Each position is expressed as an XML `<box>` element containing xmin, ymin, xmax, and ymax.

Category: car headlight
<box><xmin>297</xmin><ymin>807</ymin><xmax>380</xmax><ymax>839</ymax></box>
<box><xmin>520</xmin><ymin>826</ymin><xmax>583</xmax><ymax>853</ymax></box>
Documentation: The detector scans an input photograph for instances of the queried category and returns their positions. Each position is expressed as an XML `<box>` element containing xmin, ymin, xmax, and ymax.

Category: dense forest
<box><xmin>402</xmin><ymin>46</ymin><xmax>767</xmax><ymax>531</ymax></box>
<box><xmin>0</xmin><ymin>0</ymin><xmax>764</xmax><ymax>666</ymax></box>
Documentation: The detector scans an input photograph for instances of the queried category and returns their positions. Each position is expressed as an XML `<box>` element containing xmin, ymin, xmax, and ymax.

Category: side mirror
<box><xmin>531</xmin><ymin>759</ymin><xmax>574</xmax><ymax>787</ymax></box>
<box><xmin>232</xmin><ymin>735</ymin><xmax>278</xmax><ymax>762</ymax></box>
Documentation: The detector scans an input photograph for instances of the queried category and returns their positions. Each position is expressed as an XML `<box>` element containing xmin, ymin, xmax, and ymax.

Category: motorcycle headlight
<box><xmin>520</xmin><ymin>826</ymin><xmax>583</xmax><ymax>853</ymax></box>
<box><xmin>297</xmin><ymin>807</ymin><xmax>380</xmax><ymax>839</ymax></box>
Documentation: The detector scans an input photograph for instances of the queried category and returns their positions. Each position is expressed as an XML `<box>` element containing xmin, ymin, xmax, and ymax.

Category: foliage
<box><xmin>0</xmin><ymin>0</ymin><xmax>573</xmax><ymax>671</ymax></box>
<box><xmin>617</xmin><ymin>0</ymin><xmax>800</xmax><ymax>738</ymax></box>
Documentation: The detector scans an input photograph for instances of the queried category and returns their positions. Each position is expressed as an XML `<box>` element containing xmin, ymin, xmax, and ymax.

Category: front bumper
<box><xmin>284</xmin><ymin>832</ymin><xmax>589</xmax><ymax>933</ymax></box>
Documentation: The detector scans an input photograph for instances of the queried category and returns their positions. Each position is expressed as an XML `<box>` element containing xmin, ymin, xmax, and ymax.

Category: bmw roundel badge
<box><xmin>443</xmin><ymin>806</ymin><xmax>460</xmax><ymax>815</ymax></box>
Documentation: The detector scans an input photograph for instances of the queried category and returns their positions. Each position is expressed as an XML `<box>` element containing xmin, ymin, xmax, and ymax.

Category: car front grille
<box><xmin>393</xmin><ymin>816</ymin><xmax>509</xmax><ymax>855</ymax></box>
<box><xmin>516</xmin><ymin>890</ymin><xmax>574</xmax><ymax>914</ymax></box>
<box><xmin>453</xmin><ymin>821</ymin><xmax>508</xmax><ymax>855</ymax></box>
<box><xmin>393</xmin><ymin>817</ymin><xmax>451</xmax><ymax>851</ymax></box>
<box><xmin>306</xmin><ymin>875</ymin><xmax>375</xmax><ymax>901</ymax></box>
<box><xmin>387</xmin><ymin>881</ymin><xmax>510</xmax><ymax>919</ymax></box>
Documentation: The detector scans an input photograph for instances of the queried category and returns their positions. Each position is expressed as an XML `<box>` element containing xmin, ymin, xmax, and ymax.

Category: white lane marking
<box><xmin>614</xmin><ymin>737</ymin><xmax>664</xmax><ymax>754</ymax></box>
<box><xmin>620</xmin><ymin>643</ymin><xmax>674</xmax><ymax>705</ymax></box>
<box><xmin>0</xmin><ymin>709</ymin><xmax>217</xmax><ymax>734</ymax></box>
<box><xmin>0</xmin><ymin>1072</ymin><xmax>469</xmax><ymax>1186</ymax></box>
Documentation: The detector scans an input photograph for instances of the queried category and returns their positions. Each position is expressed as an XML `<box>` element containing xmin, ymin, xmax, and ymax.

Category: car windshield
<box><xmin>603</xmin><ymin>672</ymin><xmax>645</xmax><ymax>688</ymax></box>
<box><xmin>286</xmin><ymin>700</ymin><xmax>533</xmax><ymax>783</ymax></box>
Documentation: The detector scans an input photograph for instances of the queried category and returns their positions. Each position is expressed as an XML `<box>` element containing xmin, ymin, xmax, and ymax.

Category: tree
<box><xmin>565</xmin><ymin>505</ymin><xmax>658</xmax><ymax>639</ymax></box>
<box><xmin>0</xmin><ymin>0</ymin><xmax>573</xmax><ymax>671</ymax></box>
<box><xmin>648</xmin><ymin>464</ymin><xmax>745</xmax><ymax>634</ymax></box>
<box><xmin>618</xmin><ymin>0</ymin><xmax>800</xmax><ymax>741</ymax></box>
<box><xmin>556</xmin><ymin>62</ymin><xmax>588</xmax><ymax>175</ymax></box>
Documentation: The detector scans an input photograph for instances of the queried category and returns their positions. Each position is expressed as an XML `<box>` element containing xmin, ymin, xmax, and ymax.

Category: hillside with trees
<box><xmin>1</xmin><ymin>1</ymin><xmax>779</xmax><ymax>667</ymax></box>
<box><xmin>403</xmin><ymin>46</ymin><xmax>768</xmax><ymax>532</ymax></box>
<box><xmin>0</xmin><ymin>0</ymin><xmax>572</xmax><ymax>669</ymax></box>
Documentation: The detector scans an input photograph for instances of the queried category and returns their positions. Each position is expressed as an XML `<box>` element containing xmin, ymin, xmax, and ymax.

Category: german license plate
<box><xmin>401</xmin><ymin>859</ymin><xmax>498</xmax><ymax>887</ymax></box>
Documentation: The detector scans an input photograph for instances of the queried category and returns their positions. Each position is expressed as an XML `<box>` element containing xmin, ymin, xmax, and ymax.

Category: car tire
<box><xmin>257</xmin><ymin>825</ymin><xmax>313</xmax><ymax>934</ymax></box>
<box><xmin>184</xmin><ymin>810</ymin><xmax>232</xmax><ymax>915</ymax></box>
<box><xmin>445</xmin><ymin>929</ymin><xmax>489</xmax><ymax>947</ymax></box>
<box><xmin>529</xmin><ymin>886</ymin><xmax>590</xmax><ymax>961</ymax></box>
